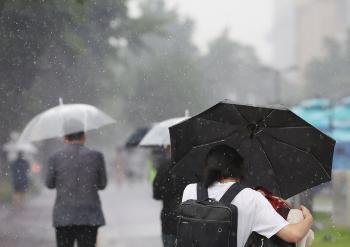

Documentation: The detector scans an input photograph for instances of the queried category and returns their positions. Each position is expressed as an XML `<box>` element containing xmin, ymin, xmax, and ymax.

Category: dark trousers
<box><xmin>55</xmin><ymin>225</ymin><xmax>98</xmax><ymax>247</ymax></box>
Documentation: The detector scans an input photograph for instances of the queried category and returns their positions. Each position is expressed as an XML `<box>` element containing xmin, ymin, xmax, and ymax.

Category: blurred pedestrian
<box><xmin>152</xmin><ymin>145</ymin><xmax>189</xmax><ymax>247</ymax></box>
<box><xmin>115</xmin><ymin>146</ymin><xmax>127</xmax><ymax>186</ymax></box>
<box><xmin>10</xmin><ymin>152</ymin><xmax>30</xmax><ymax>207</ymax></box>
<box><xmin>46</xmin><ymin>120</ymin><xmax>107</xmax><ymax>247</ymax></box>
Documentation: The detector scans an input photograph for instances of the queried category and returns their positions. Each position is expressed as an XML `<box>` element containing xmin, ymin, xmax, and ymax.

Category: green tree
<box><xmin>107</xmin><ymin>0</ymin><xmax>208</xmax><ymax>129</ymax></box>
<box><xmin>202</xmin><ymin>30</ymin><xmax>279</xmax><ymax>104</ymax></box>
<box><xmin>0</xmin><ymin>0</ymin><xmax>160</xmax><ymax>153</ymax></box>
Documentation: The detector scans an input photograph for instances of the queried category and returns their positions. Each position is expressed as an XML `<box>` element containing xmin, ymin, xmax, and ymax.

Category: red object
<box><xmin>255</xmin><ymin>186</ymin><xmax>290</xmax><ymax>219</ymax></box>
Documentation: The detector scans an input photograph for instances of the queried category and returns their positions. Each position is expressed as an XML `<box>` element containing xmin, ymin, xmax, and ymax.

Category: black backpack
<box><xmin>176</xmin><ymin>183</ymin><xmax>245</xmax><ymax>247</ymax></box>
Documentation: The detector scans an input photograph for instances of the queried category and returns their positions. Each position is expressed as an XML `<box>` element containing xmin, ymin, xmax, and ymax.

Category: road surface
<box><xmin>0</xmin><ymin>180</ymin><xmax>162</xmax><ymax>247</ymax></box>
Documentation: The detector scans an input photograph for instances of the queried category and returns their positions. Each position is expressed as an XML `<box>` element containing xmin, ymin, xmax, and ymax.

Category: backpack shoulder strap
<box><xmin>219</xmin><ymin>183</ymin><xmax>246</xmax><ymax>205</ymax></box>
<box><xmin>197</xmin><ymin>182</ymin><xmax>209</xmax><ymax>201</ymax></box>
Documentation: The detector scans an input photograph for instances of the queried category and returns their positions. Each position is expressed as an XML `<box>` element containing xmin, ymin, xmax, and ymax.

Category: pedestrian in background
<box><xmin>152</xmin><ymin>145</ymin><xmax>189</xmax><ymax>247</ymax></box>
<box><xmin>10</xmin><ymin>152</ymin><xmax>30</xmax><ymax>207</ymax></box>
<box><xmin>46</xmin><ymin>119</ymin><xmax>107</xmax><ymax>247</ymax></box>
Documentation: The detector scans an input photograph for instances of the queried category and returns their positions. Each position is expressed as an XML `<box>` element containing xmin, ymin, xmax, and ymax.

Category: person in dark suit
<box><xmin>46</xmin><ymin>121</ymin><xmax>107</xmax><ymax>247</ymax></box>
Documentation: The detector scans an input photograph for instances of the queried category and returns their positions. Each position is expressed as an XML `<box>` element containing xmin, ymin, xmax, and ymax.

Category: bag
<box><xmin>176</xmin><ymin>183</ymin><xmax>245</xmax><ymax>247</ymax></box>
<box><xmin>244</xmin><ymin>232</ymin><xmax>295</xmax><ymax>247</ymax></box>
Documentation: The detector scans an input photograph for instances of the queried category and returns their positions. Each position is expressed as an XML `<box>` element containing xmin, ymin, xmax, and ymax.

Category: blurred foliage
<box><xmin>313</xmin><ymin>212</ymin><xmax>350</xmax><ymax>247</ymax></box>
<box><xmin>0</xmin><ymin>0</ymin><xmax>279</xmax><ymax>150</ymax></box>
<box><xmin>105</xmin><ymin>0</ymin><xmax>207</xmax><ymax>127</ymax></box>
<box><xmin>305</xmin><ymin>34</ymin><xmax>350</xmax><ymax>99</ymax></box>
<box><xmin>0</xmin><ymin>0</ymin><xmax>163</xmax><ymax>155</ymax></box>
<box><xmin>202</xmin><ymin>30</ymin><xmax>279</xmax><ymax>104</ymax></box>
<box><xmin>103</xmin><ymin>0</ymin><xmax>277</xmax><ymax>133</ymax></box>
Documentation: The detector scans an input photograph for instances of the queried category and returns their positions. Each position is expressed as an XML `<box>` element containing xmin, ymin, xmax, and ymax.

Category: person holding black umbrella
<box><xmin>181</xmin><ymin>144</ymin><xmax>313</xmax><ymax>247</ymax></box>
<box><xmin>171</xmin><ymin>101</ymin><xmax>335</xmax><ymax>247</ymax></box>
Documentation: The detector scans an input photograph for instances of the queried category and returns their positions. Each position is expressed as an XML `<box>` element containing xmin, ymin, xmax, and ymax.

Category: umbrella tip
<box><xmin>59</xmin><ymin>98</ymin><xmax>63</xmax><ymax>105</ymax></box>
<box><xmin>185</xmin><ymin>109</ymin><xmax>190</xmax><ymax>117</ymax></box>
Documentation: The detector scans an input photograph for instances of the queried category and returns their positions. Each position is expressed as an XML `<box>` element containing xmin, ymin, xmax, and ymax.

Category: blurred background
<box><xmin>1</xmin><ymin>0</ymin><xmax>350</xmax><ymax>246</ymax></box>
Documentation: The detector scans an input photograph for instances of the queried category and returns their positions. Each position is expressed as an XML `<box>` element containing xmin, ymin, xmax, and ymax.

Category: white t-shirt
<box><xmin>182</xmin><ymin>182</ymin><xmax>289</xmax><ymax>247</ymax></box>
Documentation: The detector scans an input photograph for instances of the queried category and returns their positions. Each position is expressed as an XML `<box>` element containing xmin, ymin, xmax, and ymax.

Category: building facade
<box><xmin>272</xmin><ymin>0</ymin><xmax>350</xmax><ymax>73</ymax></box>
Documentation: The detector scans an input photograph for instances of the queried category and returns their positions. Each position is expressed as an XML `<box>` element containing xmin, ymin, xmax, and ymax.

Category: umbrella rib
<box><xmin>190</xmin><ymin>127</ymin><xmax>246</xmax><ymax>150</ymax></box>
<box><xmin>232</xmin><ymin>105</ymin><xmax>249</xmax><ymax>123</ymax></box>
<box><xmin>260</xmin><ymin>109</ymin><xmax>276</xmax><ymax>124</ymax></box>
<box><xmin>256</xmin><ymin>137</ymin><xmax>283</xmax><ymax>197</ymax></box>
<box><xmin>261</xmin><ymin>132</ymin><xmax>331</xmax><ymax>180</ymax></box>
<box><xmin>191</xmin><ymin>139</ymin><xmax>228</xmax><ymax>149</ymax></box>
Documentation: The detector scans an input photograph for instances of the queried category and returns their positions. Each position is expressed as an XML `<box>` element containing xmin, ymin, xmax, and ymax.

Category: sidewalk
<box><xmin>0</xmin><ymin>180</ymin><xmax>162</xmax><ymax>247</ymax></box>
<box><xmin>99</xmin><ymin>181</ymin><xmax>162</xmax><ymax>247</ymax></box>
<box><xmin>0</xmin><ymin>190</ymin><xmax>54</xmax><ymax>247</ymax></box>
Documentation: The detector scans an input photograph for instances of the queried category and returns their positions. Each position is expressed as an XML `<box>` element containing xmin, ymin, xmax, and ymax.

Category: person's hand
<box><xmin>300</xmin><ymin>205</ymin><xmax>313</xmax><ymax>224</ymax></box>
<box><xmin>300</xmin><ymin>205</ymin><xmax>311</xmax><ymax>217</ymax></box>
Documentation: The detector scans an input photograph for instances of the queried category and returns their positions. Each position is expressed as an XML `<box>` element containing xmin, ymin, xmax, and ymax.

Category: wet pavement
<box><xmin>0</xmin><ymin>180</ymin><xmax>162</xmax><ymax>247</ymax></box>
<box><xmin>0</xmin><ymin>179</ymin><xmax>333</xmax><ymax>247</ymax></box>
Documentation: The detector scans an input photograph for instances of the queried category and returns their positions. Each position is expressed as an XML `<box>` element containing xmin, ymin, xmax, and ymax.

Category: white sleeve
<box><xmin>252</xmin><ymin>192</ymin><xmax>289</xmax><ymax>238</ymax></box>
<box><xmin>182</xmin><ymin>183</ymin><xmax>197</xmax><ymax>202</ymax></box>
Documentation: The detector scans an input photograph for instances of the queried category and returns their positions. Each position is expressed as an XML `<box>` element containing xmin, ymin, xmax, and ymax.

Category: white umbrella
<box><xmin>3</xmin><ymin>141</ymin><xmax>37</xmax><ymax>153</ymax></box>
<box><xmin>139</xmin><ymin>117</ymin><xmax>189</xmax><ymax>147</ymax></box>
<box><xmin>19</xmin><ymin>99</ymin><xmax>116</xmax><ymax>143</ymax></box>
<box><xmin>3</xmin><ymin>132</ymin><xmax>37</xmax><ymax>153</ymax></box>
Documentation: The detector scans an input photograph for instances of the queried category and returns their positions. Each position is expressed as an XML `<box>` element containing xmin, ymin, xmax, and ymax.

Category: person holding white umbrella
<box><xmin>18</xmin><ymin>99</ymin><xmax>114</xmax><ymax>247</ymax></box>
<box><xmin>46</xmin><ymin>119</ymin><xmax>107</xmax><ymax>247</ymax></box>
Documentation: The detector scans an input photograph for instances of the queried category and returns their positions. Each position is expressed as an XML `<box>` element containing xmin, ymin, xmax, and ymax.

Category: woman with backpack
<box><xmin>179</xmin><ymin>144</ymin><xmax>314</xmax><ymax>247</ymax></box>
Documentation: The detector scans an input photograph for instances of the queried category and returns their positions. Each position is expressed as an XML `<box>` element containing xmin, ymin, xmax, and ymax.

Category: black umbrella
<box><xmin>125</xmin><ymin>127</ymin><xmax>150</xmax><ymax>148</ymax></box>
<box><xmin>169</xmin><ymin>100</ymin><xmax>336</xmax><ymax>198</ymax></box>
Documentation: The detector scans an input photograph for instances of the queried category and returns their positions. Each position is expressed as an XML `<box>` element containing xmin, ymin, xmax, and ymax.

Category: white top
<box><xmin>182</xmin><ymin>182</ymin><xmax>289</xmax><ymax>247</ymax></box>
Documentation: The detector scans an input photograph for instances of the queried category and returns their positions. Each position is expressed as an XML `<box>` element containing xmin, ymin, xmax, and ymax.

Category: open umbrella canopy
<box><xmin>139</xmin><ymin>117</ymin><xmax>189</xmax><ymax>147</ymax></box>
<box><xmin>3</xmin><ymin>141</ymin><xmax>37</xmax><ymax>154</ymax></box>
<box><xmin>19</xmin><ymin>100</ymin><xmax>116</xmax><ymax>143</ymax></box>
<box><xmin>3</xmin><ymin>132</ymin><xmax>37</xmax><ymax>154</ymax></box>
<box><xmin>125</xmin><ymin>126</ymin><xmax>150</xmax><ymax>148</ymax></box>
<box><xmin>170</xmin><ymin>100</ymin><xmax>336</xmax><ymax>199</ymax></box>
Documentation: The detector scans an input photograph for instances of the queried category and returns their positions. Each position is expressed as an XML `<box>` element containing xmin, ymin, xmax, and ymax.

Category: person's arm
<box><xmin>276</xmin><ymin>206</ymin><xmax>313</xmax><ymax>243</ymax></box>
<box><xmin>45</xmin><ymin>156</ymin><xmax>56</xmax><ymax>189</ymax></box>
<box><xmin>97</xmin><ymin>153</ymin><xmax>107</xmax><ymax>190</ymax></box>
<box><xmin>152</xmin><ymin>165</ymin><xmax>170</xmax><ymax>200</ymax></box>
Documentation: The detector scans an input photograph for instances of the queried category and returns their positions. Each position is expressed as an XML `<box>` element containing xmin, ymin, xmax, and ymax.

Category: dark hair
<box><xmin>63</xmin><ymin>119</ymin><xmax>84</xmax><ymax>141</ymax></box>
<box><xmin>203</xmin><ymin>144</ymin><xmax>243</xmax><ymax>187</ymax></box>
<box><xmin>65</xmin><ymin>132</ymin><xmax>85</xmax><ymax>141</ymax></box>
<box><xmin>17</xmin><ymin>152</ymin><xmax>24</xmax><ymax>159</ymax></box>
